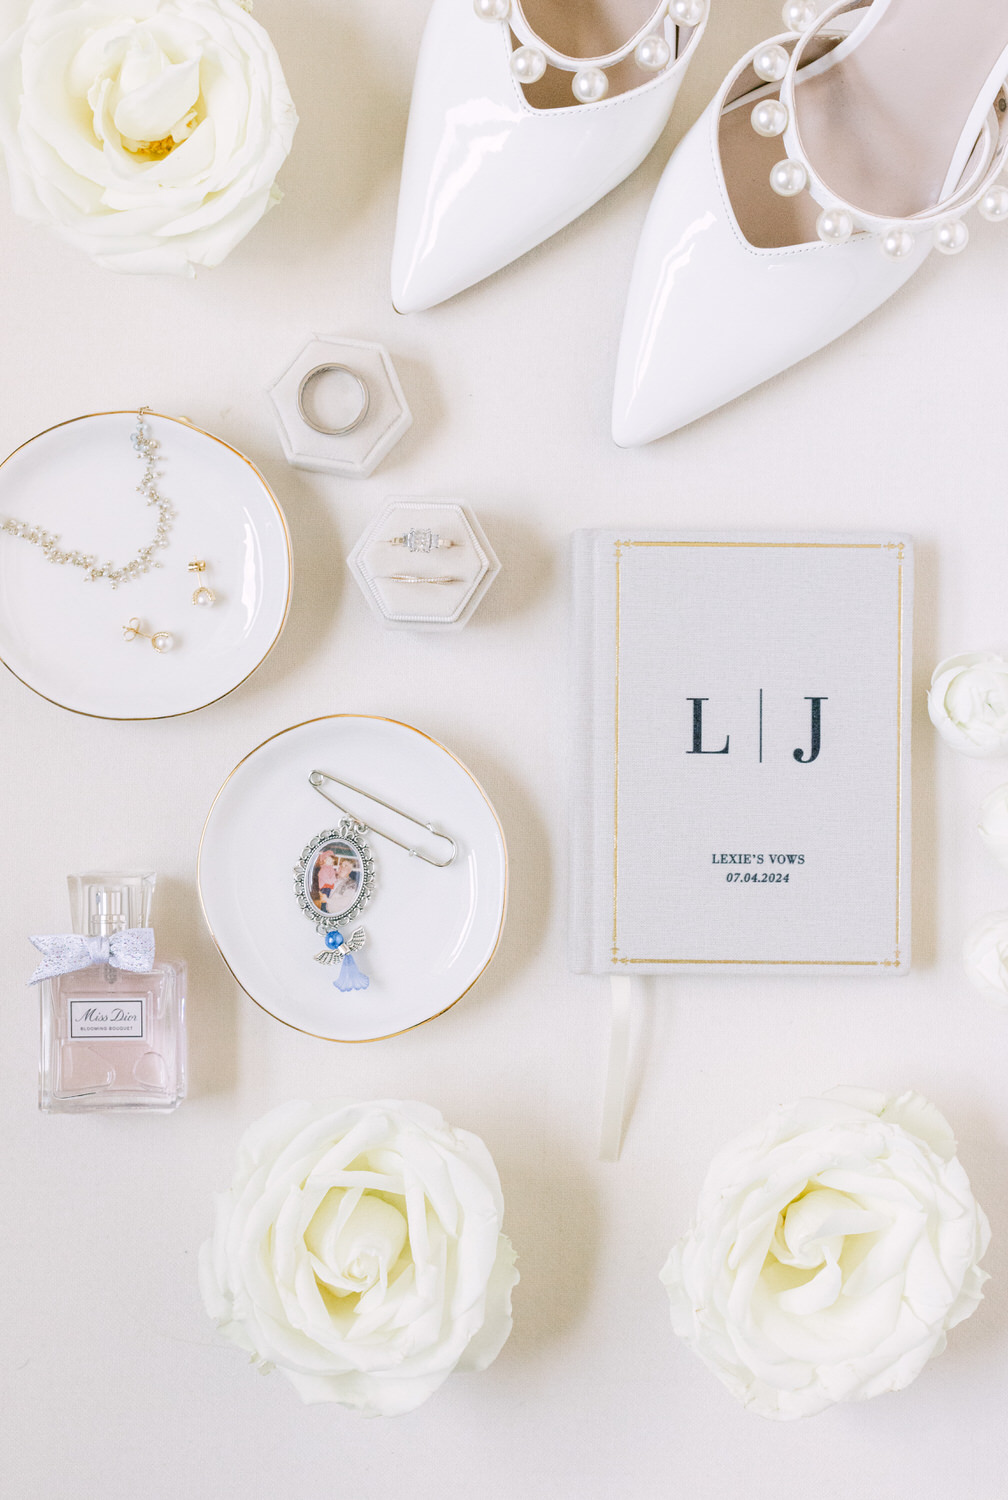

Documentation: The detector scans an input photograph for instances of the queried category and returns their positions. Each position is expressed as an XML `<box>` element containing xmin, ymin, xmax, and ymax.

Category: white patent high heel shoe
<box><xmin>392</xmin><ymin>0</ymin><xmax>710</xmax><ymax>313</ymax></box>
<box><xmin>613</xmin><ymin>0</ymin><xmax>1008</xmax><ymax>445</ymax></box>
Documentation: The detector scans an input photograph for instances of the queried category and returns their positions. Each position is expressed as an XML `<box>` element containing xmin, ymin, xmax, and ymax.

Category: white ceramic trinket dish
<box><xmin>0</xmin><ymin>411</ymin><xmax>291</xmax><ymax>719</ymax></box>
<box><xmin>198</xmin><ymin>714</ymin><xmax>508</xmax><ymax>1041</ymax></box>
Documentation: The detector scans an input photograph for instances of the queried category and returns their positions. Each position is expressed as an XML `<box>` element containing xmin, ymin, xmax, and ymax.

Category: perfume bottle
<box><xmin>37</xmin><ymin>873</ymin><xmax>187</xmax><ymax>1113</ymax></box>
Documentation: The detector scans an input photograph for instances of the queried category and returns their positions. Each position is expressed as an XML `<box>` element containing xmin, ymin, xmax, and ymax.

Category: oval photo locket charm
<box><xmin>294</xmin><ymin>822</ymin><xmax>375</xmax><ymax>992</ymax></box>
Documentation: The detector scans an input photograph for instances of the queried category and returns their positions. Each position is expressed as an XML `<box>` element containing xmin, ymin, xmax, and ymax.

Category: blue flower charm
<box><xmin>333</xmin><ymin>951</ymin><xmax>369</xmax><ymax>992</ymax></box>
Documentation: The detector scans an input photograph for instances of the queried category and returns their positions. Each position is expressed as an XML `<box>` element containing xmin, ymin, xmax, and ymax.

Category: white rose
<box><xmin>927</xmin><ymin>652</ymin><xmax>1008</xmax><ymax>758</ymax></box>
<box><xmin>198</xmin><ymin>1100</ymin><xmax>519</xmax><ymax>1416</ymax></box>
<box><xmin>978</xmin><ymin>784</ymin><xmax>1008</xmax><ymax>870</ymax></box>
<box><xmin>0</xmin><ymin>0</ymin><xmax>297</xmax><ymax>274</ymax></box>
<box><xmin>661</xmin><ymin>1088</ymin><xmax>990</xmax><ymax>1420</ymax></box>
<box><xmin>962</xmin><ymin>911</ymin><xmax>1008</xmax><ymax>1009</ymax></box>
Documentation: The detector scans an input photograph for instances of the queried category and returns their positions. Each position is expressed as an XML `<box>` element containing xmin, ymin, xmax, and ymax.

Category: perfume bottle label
<box><xmin>69</xmin><ymin>997</ymin><xmax>145</xmax><ymax>1040</ymax></box>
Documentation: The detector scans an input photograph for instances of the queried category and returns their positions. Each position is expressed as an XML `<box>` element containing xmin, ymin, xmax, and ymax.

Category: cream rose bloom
<box><xmin>928</xmin><ymin>653</ymin><xmax>1008</xmax><ymax>758</ymax></box>
<box><xmin>978</xmin><ymin>784</ymin><xmax>1008</xmax><ymax>870</ymax></box>
<box><xmin>661</xmin><ymin>1088</ymin><xmax>990</xmax><ymax>1419</ymax></box>
<box><xmin>199</xmin><ymin>1100</ymin><xmax>519</xmax><ymax>1416</ymax></box>
<box><xmin>0</xmin><ymin>0</ymin><xmax>296</xmax><ymax>274</ymax></box>
<box><xmin>962</xmin><ymin>912</ymin><xmax>1008</xmax><ymax>1009</ymax></box>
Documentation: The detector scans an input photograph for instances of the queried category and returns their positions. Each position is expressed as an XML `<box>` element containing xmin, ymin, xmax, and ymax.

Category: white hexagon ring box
<box><xmin>348</xmin><ymin>500</ymin><xmax>501</xmax><ymax>631</ymax></box>
<box><xmin>269</xmin><ymin>337</ymin><xmax>412</xmax><ymax>478</ymax></box>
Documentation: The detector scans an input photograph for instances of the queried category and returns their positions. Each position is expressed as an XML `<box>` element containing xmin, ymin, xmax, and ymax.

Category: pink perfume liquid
<box><xmin>41</xmin><ymin>963</ymin><xmax>186</xmax><ymax>1111</ymax></box>
<box><xmin>38</xmin><ymin>873</ymin><xmax>187</xmax><ymax>1114</ymax></box>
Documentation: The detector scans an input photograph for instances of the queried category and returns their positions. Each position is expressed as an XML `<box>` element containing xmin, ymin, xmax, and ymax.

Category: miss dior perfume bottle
<box><xmin>37</xmin><ymin>872</ymin><xmax>187</xmax><ymax>1113</ymax></box>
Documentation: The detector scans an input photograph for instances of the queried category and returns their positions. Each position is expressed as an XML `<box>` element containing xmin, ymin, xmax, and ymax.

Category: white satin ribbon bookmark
<box><xmin>600</xmin><ymin>975</ymin><xmax>635</xmax><ymax>1161</ymax></box>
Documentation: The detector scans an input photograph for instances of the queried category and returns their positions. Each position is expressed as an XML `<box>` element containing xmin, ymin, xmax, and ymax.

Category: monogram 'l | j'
<box><xmin>687</xmin><ymin>696</ymin><xmax>828</xmax><ymax>764</ymax></box>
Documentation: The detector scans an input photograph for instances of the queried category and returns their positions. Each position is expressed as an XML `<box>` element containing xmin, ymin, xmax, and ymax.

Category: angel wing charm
<box><xmin>313</xmin><ymin>927</ymin><xmax>370</xmax><ymax>991</ymax></box>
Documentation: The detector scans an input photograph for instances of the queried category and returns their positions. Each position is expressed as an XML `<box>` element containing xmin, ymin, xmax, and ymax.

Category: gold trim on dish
<box><xmin>197</xmin><ymin>714</ymin><xmax>509</xmax><ymax>1043</ymax></box>
<box><xmin>894</xmin><ymin>544</ymin><xmax>904</xmax><ymax>960</ymax></box>
<box><xmin>611</xmin><ymin>538</ymin><xmax>624</xmax><ymax>961</ymax></box>
<box><xmin>0</xmin><ymin>409</ymin><xmax>292</xmax><ymax>721</ymax></box>
<box><xmin>611</xmin><ymin>538</ymin><xmax>908</xmax><ymax>969</ymax></box>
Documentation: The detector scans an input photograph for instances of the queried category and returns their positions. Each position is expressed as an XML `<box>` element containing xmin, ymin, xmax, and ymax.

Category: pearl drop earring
<box><xmin>189</xmin><ymin>558</ymin><xmax>217</xmax><ymax>607</ymax></box>
<box><xmin>123</xmin><ymin>618</ymin><xmax>174</xmax><ymax>653</ymax></box>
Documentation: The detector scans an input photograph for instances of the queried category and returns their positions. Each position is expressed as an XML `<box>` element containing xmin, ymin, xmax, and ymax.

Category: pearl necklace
<box><xmin>0</xmin><ymin>409</ymin><xmax>174</xmax><ymax>590</ymax></box>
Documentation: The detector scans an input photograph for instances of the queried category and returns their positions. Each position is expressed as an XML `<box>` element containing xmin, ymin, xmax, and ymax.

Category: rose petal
<box><xmin>112</xmin><ymin>55</ymin><xmax>200</xmax><ymax>141</ymax></box>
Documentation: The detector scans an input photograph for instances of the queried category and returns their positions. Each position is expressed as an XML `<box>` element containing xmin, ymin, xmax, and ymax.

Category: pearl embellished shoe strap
<box><xmin>509</xmin><ymin>0</ymin><xmax>677</xmax><ymax>72</ymax></box>
<box><xmin>777</xmin><ymin>0</ymin><xmax>1008</xmax><ymax>235</ymax></box>
<box><xmin>483</xmin><ymin>0</ymin><xmax>709</xmax><ymax>108</ymax></box>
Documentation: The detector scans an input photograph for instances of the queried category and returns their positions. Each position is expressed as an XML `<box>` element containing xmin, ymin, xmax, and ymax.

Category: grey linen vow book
<box><xmin>570</xmin><ymin>532</ymin><xmax>913</xmax><ymax>976</ymax></box>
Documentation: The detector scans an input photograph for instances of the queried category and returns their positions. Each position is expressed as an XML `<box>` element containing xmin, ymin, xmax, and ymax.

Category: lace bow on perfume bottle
<box><xmin>29</xmin><ymin>927</ymin><xmax>155</xmax><ymax>984</ymax></box>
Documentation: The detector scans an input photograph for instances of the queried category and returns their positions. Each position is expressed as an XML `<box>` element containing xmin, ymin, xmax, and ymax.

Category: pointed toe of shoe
<box><xmin>613</xmin><ymin>106</ymin><xmax>931</xmax><ymax>444</ymax></box>
<box><xmin>390</xmin><ymin>165</ymin><xmax>529</xmax><ymax>313</ymax></box>
<box><xmin>611</xmin><ymin>383</ymin><xmax>684</xmax><ymax>449</ymax></box>
<box><xmin>390</xmin><ymin>243</ymin><xmax>463</xmax><ymax>316</ymax></box>
<box><xmin>612</xmin><ymin>121</ymin><xmax>750</xmax><ymax>443</ymax></box>
<box><xmin>394</xmin><ymin>0</ymin><xmax>697</xmax><ymax>310</ymax></box>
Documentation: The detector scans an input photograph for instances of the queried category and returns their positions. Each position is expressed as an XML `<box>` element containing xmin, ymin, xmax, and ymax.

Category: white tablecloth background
<box><xmin>2</xmin><ymin>3</ymin><xmax>1006</xmax><ymax>1496</ymax></box>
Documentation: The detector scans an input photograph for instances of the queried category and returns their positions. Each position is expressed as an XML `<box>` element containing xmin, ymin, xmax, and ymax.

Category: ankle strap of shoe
<box><xmin>765</xmin><ymin>0</ymin><xmax>1008</xmax><ymax>255</ymax></box>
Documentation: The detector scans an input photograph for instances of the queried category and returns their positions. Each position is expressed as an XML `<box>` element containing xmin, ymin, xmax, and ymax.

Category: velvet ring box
<box><xmin>348</xmin><ymin>500</ymin><xmax>500</xmax><ymax>631</ymax></box>
<box><xmin>268</xmin><ymin>336</ymin><xmax>412</xmax><ymax>479</ymax></box>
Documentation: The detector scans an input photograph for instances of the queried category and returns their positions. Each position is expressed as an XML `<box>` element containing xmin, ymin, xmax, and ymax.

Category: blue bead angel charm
<box><xmin>316</xmin><ymin>927</ymin><xmax>370</xmax><ymax>992</ymax></box>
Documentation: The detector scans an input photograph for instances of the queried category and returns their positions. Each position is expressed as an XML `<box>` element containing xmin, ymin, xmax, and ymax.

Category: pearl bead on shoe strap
<box><xmin>475</xmin><ymin>0</ymin><xmax>708</xmax><ymax>106</ymax></box>
<box><xmin>745</xmin><ymin>0</ymin><xmax>1008</xmax><ymax>256</ymax></box>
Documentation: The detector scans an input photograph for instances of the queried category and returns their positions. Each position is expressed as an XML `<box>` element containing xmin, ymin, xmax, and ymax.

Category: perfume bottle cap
<box><xmin>92</xmin><ymin>888</ymin><xmax>124</xmax><ymax>937</ymax></box>
<box><xmin>68</xmin><ymin>873</ymin><xmax>156</xmax><ymax>936</ymax></box>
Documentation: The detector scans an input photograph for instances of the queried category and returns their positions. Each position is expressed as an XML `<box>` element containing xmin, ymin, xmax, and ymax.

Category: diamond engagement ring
<box><xmin>388</xmin><ymin>529</ymin><xmax>455</xmax><ymax>553</ymax></box>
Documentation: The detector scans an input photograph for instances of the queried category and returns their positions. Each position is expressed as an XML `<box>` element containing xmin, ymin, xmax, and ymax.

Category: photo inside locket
<box><xmin>307</xmin><ymin>840</ymin><xmax>363</xmax><ymax>919</ymax></box>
